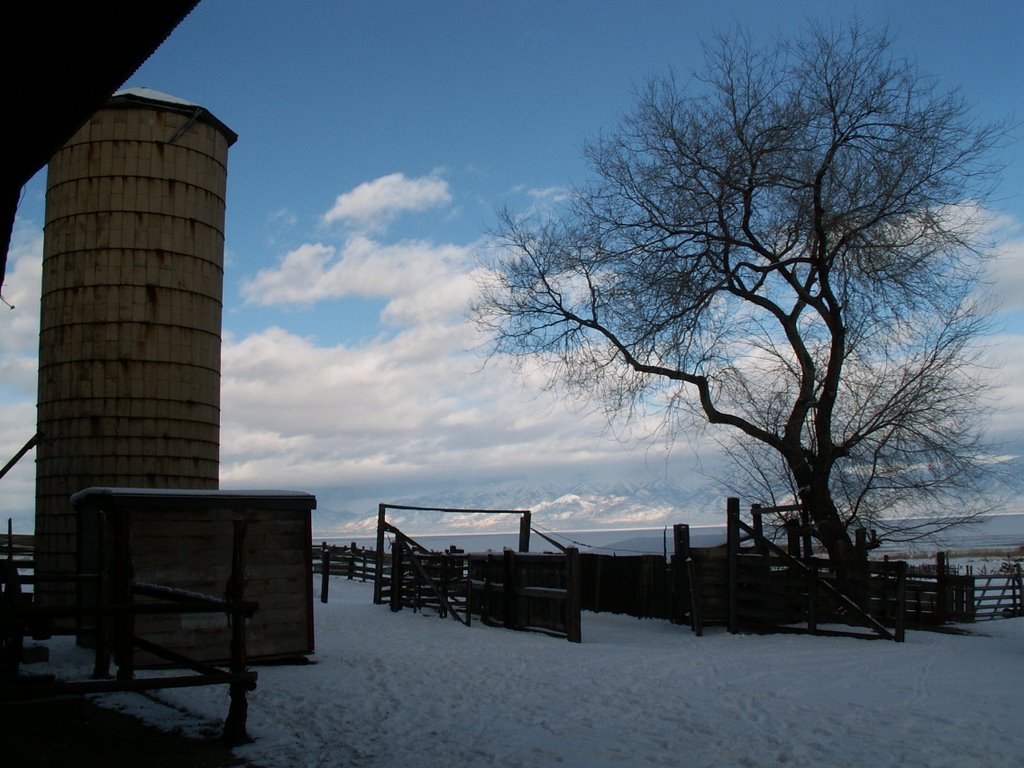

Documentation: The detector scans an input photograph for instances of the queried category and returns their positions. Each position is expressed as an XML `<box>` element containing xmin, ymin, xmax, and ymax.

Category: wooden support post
<box><xmin>894</xmin><ymin>560</ymin><xmax>906</xmax><ymax>643</ymax></box>
<box><xmin>519</xmin><ymin>511</ymin><xmax>532</xmax><ymax>553</ymax></box>
<box><xmin>726</xmin><ymin>497</ymin><xmax>740</xmax><ymax>634</ymax></box>
<box><xmin>673</xmin><ymin>524</ymin><xmax>691</xmax><ymax>626</ymax></box>
<box><xmin>320</xmin><ymin>543</ymin><xmax>331</xmax><ymax>604</ymax></box>
<box><xmin>92</xmin><ymin>509</ymin><xmax>111</xmax><ymax>680</ymax></box>
<box><xmin>807</xmin><ymin>561</ymin><xmax>818</xmax><ymax>634</ymax></box>
<box><xmin>800</xmin><ymin>507</ymin><xmax>813</xmax><ymax>559</ymax></box>
<box><xmin>1</xmin><ymin>558</ymin><xmax>23</xmax><ymax>677</ymax></box>
<box><xmin>879</xmin><ymin>556</ymin><xmax>890</xmax><ymax>624</ymax></box>
<box><xmin>373</xmin><ymin>504</ymin><xmax>387</xmax><ymax>604</ymax></box>
<box><xmin>224</xmin><ymin>521</ymin><xmax>251</xmax><ymax>745</ymax></box>
<box><xmin>687</xmin><ymin>557</ymin><xmax>703</xmax><ymax>637</ymax></box>
<box><xmin>113</xmin><ymin>509</ymin><xmax>134</xmax><ymax>682</ymax></box>
<box><xmin>392</xmin><ymin>532</ymin><xmax>405</xmax><ymax>612</ymax></box>
<box><xmin>751</xmin><ymin>504</ymin><xmax>764</xmax><ymax>554</ymax></box>
<box><xmin>1014</xmin><ymin>565</ymin><xmax>1023</xmax><ymax>618</ymax></box>
<box><xmin>786</xmin><ymin>520</ymin><xmax>801</xmax><ymax>559</ymax></box>
<box><xmin>347</xmin><ymin>542</ymin><xmax>357</xmax><ymax>580</ymax></box>
<box><xmin>480</xmin><ymin>553</ymin><xmax>495</xmax><ymax>625</ymax></box>
<box><xmin>936</xmin><ymin>552</ymin><xmax>948</xmax><ymax>624</ymax></box>
<box><xmin>566</xmin><ymin>547</ymin><xmax>582</xmax><ymax>643</ymax></box>
<box><xmin>502</xmin><ymin>549</ymin><xmax>516</xmax><ymax>630</ymax></box>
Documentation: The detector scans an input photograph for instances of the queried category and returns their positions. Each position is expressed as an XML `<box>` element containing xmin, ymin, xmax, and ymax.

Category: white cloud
<box><xmin>241</xmin><ymin>242</ymin><xmax>337</xmax><ymax>305</ymax></box>
<box><xmin>215</xmin><ymin>320</ymin><xmax>690</xmax><ymax>517</ymax></box>
<box><xmin>322</xmin><ymin>172</ymin><xmax>452</xmax><ymax>230</ymax></box>
<box><xmin>241</xmin><ymin>235</ymin><xmax>480</xmax><ymax>329</ymax></box>
<box><xmin>990</xmin><ymin>233</ymin><xmax>1024</xmax><ymax>313</ymax></box>
<box><xmin>980</xmin><ymin>331</ymin><xmax>1024</xmax><ymax>450</ymax></box>
<box><xmin>527</xmin><ymin>185</ymin><xmax>571</xmax><ymax>204</ymax></box>
<box><xmin>0</xmin><ymin>229</ymin><xmax>43</xmax><ymax>400</ymax></box>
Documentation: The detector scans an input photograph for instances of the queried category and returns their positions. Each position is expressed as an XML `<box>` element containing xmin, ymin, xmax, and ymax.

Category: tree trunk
<box><xmin>792</xmin><ymin>463</ymin><xmax>860</xmax><ymax>570</ymax></box>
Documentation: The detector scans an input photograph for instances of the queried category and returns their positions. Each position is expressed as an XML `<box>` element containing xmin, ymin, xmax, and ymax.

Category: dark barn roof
<box><xmin>1</xmin><ymin>1</ymin><xmax>201</xmax><ymax>293</ymax></box>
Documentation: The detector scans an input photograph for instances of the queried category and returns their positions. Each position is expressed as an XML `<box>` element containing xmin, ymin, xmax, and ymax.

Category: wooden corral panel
<box><xmin>580</xmin><ymin>553</ymin><xmax>673</xmax><ymax>619</ymax></box>
<box><xmin>73</xmin><ymin>488</ymin><xmax>316</xmax><ymax>664</ymax></box>
<box><xmin>688</xmin><ymin>546</ymin><xmax>729</xmax><ymax>626</ymax></box>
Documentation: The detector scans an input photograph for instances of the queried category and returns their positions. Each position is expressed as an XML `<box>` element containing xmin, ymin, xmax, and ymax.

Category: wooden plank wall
<box><xmin>579</xmin><ymin>553</ymin><xmax>674</xmax><ymax>619</ymax></box>
<box><xmin>87</xmin><ymin>506</ymin><xmax>314</xmax><ymax>664</ymax></box>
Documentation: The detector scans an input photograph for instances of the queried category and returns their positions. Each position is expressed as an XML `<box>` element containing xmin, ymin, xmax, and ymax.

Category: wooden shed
<box><xmin>71</xmin><ymin>487</ymin><xmax>316</xmax><ymax>664</ymax></box>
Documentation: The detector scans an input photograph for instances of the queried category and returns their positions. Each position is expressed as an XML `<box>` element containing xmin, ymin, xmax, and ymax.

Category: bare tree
<box><xmin>472</xmin><ymin>22</ymin><xmax>1006</xmax><ymax>565</ymax></box>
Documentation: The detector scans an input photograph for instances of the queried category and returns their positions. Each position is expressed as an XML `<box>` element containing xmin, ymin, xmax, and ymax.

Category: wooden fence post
<box><xmin>1014</xmin><ymin>564</ymin><xmax>1023</xmax><ymax>618</ymax></box>
<box><xmin>224</xmin><ymin>520</ymin><xmax>251</xmax><ymax>746</ymax></box>
<box><xmin>373</xmin><ymin>503</ymin><xmax>387</xmax><ymax>604</ymax></box>
<box><xmin>806</xmin><ymin>561</ymin><xmax>818</xmax><ymax>634</ymax></box>
<box><xmin>113</xmin><ymin>509</ymin><xmax>134</xmax><ymax>682</ymax></box>
<box><xmin>894</xmin><ymin>560</ymin><xmax>906</xmax><ymax>643</ymax></box>
<box><xmin>92</xmin><ymin>508</ymin><xmax>111</xmax><ymax>680</ymax></box>
<box><xmin>392</xmin><ymin>532</ymin><xmax>405</xmax><ymax>612</ymax></box>
<box><xmin>519</xmin><ymin>511</ymin><xmax>531</xmax><ymax>553</ymax></box>
<box><xmin>481</xmin><ymin>553</ymin><xmax>496</xmax><ymax>625</ymax></box>
<box><xmin>566</xmin><ymin>547</ymin><xmax>581</xmax><ymax>643</ymax></box>
<box><xmin>320</xmin><ymin>543</ymin><xmax>331</xmax><ymax>604</ymax></box>
<box><xmin>786</xmin><ymin>520</ymin><xmax>801</xmax><ymax>559</ymax></box>
<box><xmin>935</xmin><ymin>552</ymin><xmax>948</xmax><ymax>624</ymax></box>
<box><xmin>727</xmin><ymin>497</ymin><xmax>740</xmax><ymax>634</ymax></box>
<box><xmin>799</xmin><ymin>507</ymin><xmax>813</xmax><ymax>559</ymax></box>
<box><xmin>673</xmin><ymin>524</ymin><xmax>691</xmax><ymax>626</ymax></box>
<box><xmin>751</xmin><ymin>504</ymin><xmax>766</xmax><ymax>556</ymax></box>
<box><xmin>502</xmin><ymin>549</ymin><xmax>516</xmax><ymax>629</ymax></box>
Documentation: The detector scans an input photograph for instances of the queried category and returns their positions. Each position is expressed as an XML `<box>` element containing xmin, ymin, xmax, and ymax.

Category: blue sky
<box><xmin>3</xmin><ymin>1</ymin><xmax>1023</xmax><ymax>532</ymax></box>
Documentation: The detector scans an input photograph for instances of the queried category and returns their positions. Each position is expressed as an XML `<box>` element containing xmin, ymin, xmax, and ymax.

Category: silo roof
<box><xmin>109</xmin><ymin>86</ymin><xmax>238</xmax><ymax>146</ymax></box>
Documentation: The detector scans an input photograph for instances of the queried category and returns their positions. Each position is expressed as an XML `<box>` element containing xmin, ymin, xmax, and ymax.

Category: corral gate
<box><xmin>372</xmin><ymin>503</ymin><xmax>531</xmax><ymax>606</ymax></box>
<box><xmin>371</xmin><ymin>505</ymin><xmax>581</xmax><ymax>642</ymax></box>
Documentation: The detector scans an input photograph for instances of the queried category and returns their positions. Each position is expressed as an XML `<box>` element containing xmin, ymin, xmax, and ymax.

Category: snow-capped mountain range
<box><xmin>312</xmin><ymin>477</ymin><xmax>729</xmax><ymax>537</ymax></box>
<box><xmin>311</xmin><ymin>453</ymin><xmax>1024</xmax><ymax>539</ymax></box>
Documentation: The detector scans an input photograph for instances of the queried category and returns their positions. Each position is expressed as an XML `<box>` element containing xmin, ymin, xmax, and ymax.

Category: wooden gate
<box><xmin>385</xmin><ymin>525</ymin><xmax>472</xmax><ymax>625</ymax></box>
<box><xmin>972</xmin><ymin>566</ymin><xmax>1023</xmax><ymax>620</ymax></box>
<box><xmin>468</xmin><ymin>549</ymin><xmax>582</xmax><ymax>642</ymax></box>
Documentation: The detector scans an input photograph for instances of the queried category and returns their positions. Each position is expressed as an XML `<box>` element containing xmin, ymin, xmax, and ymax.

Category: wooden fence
<box><xmin>717</xmin><ymin>499</ymin><xmax>904</xmax><ymax>640</ymax></box>
<box><xmin>315</xmin><ymin>528</ymin><xmax>1019</xmax><ymax>634</ymax></box>
<box><xmin>2</xmin><ymin>520</ymin><xmax>258</xmax><ymax>744</ymax></box>
<box><xmin>318</xmin><ymin>520</ymin><xmax>584</xmax><ymax>642</ymax></box>
<box><xmin>893</xmin><ymin>553</ymin><xmax>1021</xmax><ymax>623</ymax></box>
<box><xmin>468</xmin><ymin>549</ymin><xmax>582</xmax><ymax>642</ymax></box>
<box><xmin>315</xmin><ymin>542</ymin><xmax>377</xmax><ymax>599</ymax></box>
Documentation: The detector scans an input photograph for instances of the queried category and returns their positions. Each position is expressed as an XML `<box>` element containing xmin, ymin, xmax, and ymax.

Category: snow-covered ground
<box><xmin>37</xmin><ymin>577</ymin><xmax>1023</xmax><ymax>768</ymax></box>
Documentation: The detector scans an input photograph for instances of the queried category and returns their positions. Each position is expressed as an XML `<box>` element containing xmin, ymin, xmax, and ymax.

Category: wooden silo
<box><xmin>35</xmin><ymin>88</ymin><xmax>237</xmax><ymax>609</ymax></box>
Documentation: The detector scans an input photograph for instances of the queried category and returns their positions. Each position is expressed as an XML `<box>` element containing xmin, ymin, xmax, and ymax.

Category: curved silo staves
<box><xmin>35</xmin><ymin>88</ymin><xmax>237</xmax><ymax>608</ymax></box>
